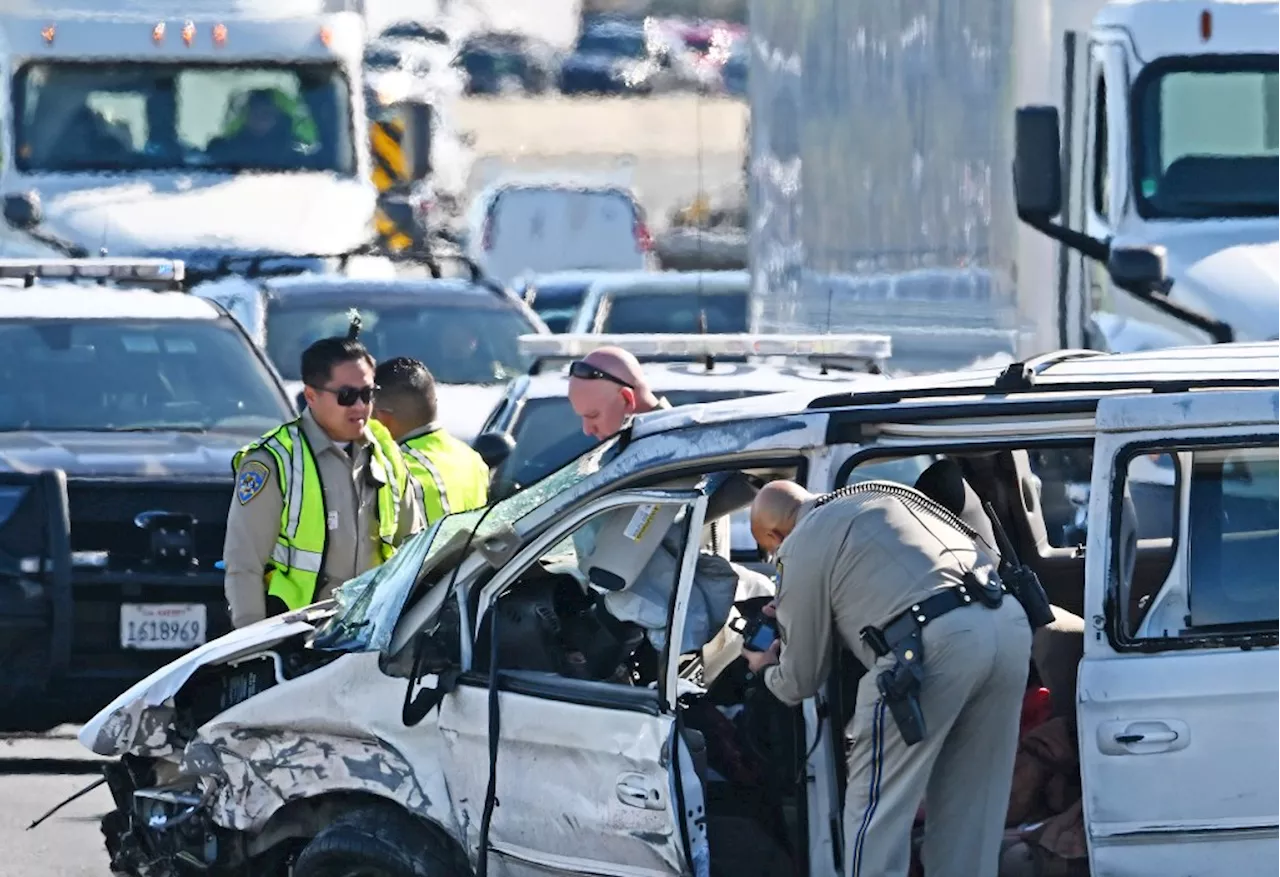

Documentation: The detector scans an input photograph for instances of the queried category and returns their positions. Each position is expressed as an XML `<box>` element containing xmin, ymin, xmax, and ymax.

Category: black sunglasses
<box><xmin>569</xmin><ymin>360</ymin><xmax>634</xmax><ymax>389</ymax></box>
<box><xmin>312</xmin><ymin>384</ymin><xmax>378</xmax><ymax>406</ymax></box>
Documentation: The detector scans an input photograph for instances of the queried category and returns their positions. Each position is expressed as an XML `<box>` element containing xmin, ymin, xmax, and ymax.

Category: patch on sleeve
<box><xmin>236</xmin><ymin>461</ymin><xmax>270</xmax><ymax>505</ymax></box>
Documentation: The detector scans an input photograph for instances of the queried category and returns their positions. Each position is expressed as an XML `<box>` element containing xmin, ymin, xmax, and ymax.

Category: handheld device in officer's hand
<box><xmin>740</xmin><ymin>613</ymin><xmax>778</xmax><ymax>652</ymax></box>
<box><xmin>982</xmin><ymin>501</ymin><xmax>1056</xmax><ymax>629</ymax></box>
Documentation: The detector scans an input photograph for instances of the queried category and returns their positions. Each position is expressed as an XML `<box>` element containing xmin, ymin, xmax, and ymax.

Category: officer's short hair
<box><xmin>300</xmin><ymin>336</ymin><xmax>374</xmax><ymax>387</ymax></box>
<box><xmin>374</xmin><ymin>356</ymin><xmax>437</xmax><ymax>425</ymax></box>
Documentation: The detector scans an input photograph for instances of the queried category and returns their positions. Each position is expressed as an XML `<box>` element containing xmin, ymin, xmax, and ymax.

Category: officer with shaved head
<box><xmin>567</xmin><ymin>346</ymin><xmax>670</xmax><ymax>438</ymax></box>
<box><xmin>746</xmin><ymin>479</ymin><xmax>1031</xmax><ymax>877</ymax></box>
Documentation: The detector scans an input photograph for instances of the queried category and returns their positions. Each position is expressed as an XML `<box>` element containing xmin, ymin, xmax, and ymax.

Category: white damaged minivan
<box><xmin>79</xmin><ymin>342</ymin><xmax>1278</xmax><ymax>877</ymax></box>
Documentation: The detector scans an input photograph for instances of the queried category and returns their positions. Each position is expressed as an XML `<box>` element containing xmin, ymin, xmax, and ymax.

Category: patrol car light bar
<box><xmin>518</xmin><ymin>332</ymin><xmax>893</xmax><ymax>361</ymax></box>
<box><xmin>0</xmin><ymin>258</ymin><xmax>185</xmax><ymax>283</ymax></box>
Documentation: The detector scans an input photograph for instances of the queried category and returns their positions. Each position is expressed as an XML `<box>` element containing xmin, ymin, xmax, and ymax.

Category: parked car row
<box><xmin>449</xmin><ymin>17</ymin><xmax>749</xmax><ymax>98</ymax></box>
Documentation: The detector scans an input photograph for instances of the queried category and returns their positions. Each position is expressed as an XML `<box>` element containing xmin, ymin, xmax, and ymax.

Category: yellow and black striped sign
<box><xmin>370</xmin><ymin>117</ymin><xmax>408</xmax><ymax>193</ymax></box>
<box><xmin>369</xmin><ymin>117</ymin><xmax>415</xmax><ymax>255</ymax></box>
<box><xmin>375</xmin><ymin>204</ymin><xmax>415</xmax><ymax>255</ymax></box>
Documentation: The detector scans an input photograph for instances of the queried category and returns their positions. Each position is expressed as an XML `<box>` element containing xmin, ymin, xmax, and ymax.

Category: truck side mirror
<box><xmin>1108</xmin><ymin>245</ymin><xmax>1169</xmax><ymax>296</ymax></box>
<box><xmin>1013</xmin><ymin>106</ymin><xmax>1063</xmax><ymax>218</ymax></box>
<box><xmin>473</xmin><ymin>431</ymin><xmax>515</xmax><ymax>469</ymax></box>
<box><xmin>3</xmin><ymin>191</ymin><xmax>42</xmax><ymax>230</ymax></box>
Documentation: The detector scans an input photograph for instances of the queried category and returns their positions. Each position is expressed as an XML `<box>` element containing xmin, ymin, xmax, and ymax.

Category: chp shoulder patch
<box><xmin>237</xmin><ymin>460</ymin><xmax>271</xmax><ymax>505</ymax></box>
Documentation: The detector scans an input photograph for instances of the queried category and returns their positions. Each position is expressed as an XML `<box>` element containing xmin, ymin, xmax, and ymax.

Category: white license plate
<box><xmin>120</xmin><ymin>603</ymin><xmax>207</xmax><ymax>650</ymax></box>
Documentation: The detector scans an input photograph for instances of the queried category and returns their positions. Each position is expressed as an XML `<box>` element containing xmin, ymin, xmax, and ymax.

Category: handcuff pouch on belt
<box><xmin>860</xmin><ymin>571</ymin><xmax>1004</xmax><ymax>747</ymax></box>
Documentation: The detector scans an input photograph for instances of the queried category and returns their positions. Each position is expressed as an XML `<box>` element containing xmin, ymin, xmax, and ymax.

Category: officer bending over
<box><xmin>223</xmin><ymin>323</ymin><xmax>423</xmax><ymax>628</ymax></box>
<box><xmin>373</xmin><ymin>356</ymin><xmax>490</xmax><ymax>524</ymax></box>
<box><xmin>745</xmin><ymin>479</ymin><xmax>1031</xmax><ymax>877</ymax></box>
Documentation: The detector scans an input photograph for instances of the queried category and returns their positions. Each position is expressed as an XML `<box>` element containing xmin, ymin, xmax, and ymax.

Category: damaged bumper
<box><xmin>99</xmin><ymin>728</ymin><xmax>434</xmax><ymax>876</ymax></box>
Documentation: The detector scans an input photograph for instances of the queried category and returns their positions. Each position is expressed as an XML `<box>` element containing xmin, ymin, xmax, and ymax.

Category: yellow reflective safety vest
<box><xmin>231</xmin><ymin>418</ymin><xmax>411</xmax><ymax>613</ymax></box>
<box><xmin>401</xmin><ymin>429</ymin><xmax>490</xmax><ymax>524</ymax></box>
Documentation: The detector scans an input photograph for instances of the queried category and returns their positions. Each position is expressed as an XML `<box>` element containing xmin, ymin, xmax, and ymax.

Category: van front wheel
<box><xmin>292</xmin><ymin>807</ymin><xmax>454</xmax><ymax>877</ymax></box>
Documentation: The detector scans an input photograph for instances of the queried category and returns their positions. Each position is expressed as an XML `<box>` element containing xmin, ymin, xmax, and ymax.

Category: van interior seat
<box><xmin>913</xmin><ymin>457</ymin><xmax>999</xmax><ymax>552</ymax></box>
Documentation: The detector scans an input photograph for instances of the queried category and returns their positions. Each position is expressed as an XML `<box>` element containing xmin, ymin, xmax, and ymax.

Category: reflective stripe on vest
<box><xmin>232</xmin><ymin>418</ymin><xmax>410</xmax><ymax>613</ymax></box>
<box><xmin>402</xmin><ymin>429</ymin><xmax>489</xmax><ymax>524</ymax></box>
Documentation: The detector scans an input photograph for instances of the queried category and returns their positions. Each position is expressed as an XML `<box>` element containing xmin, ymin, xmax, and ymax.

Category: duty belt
<box><xmin>860</xmin><ymin>577</ymin><xmax>1002</xmax><ymax>661</ymax></box>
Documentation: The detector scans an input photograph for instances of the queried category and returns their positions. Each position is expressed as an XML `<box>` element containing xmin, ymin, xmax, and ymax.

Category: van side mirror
<box><xmin>1108</xmin><ymin>245</ymin><xmax>1169</xmax><ymax>296</ymax></box>
<box><xmin>1013</xmin><ymin>106</ymin><xmax>1063</xmax><ymax>218</ymax></box>
<box><xmin>295</xmin><ymin>390</ymin><xmax>307</xmax><ymax>413</ymax></box>
<box><xmin>473</xmin><ymin>431</ymin><xmax>515</xmax><ymax>469</ymax></box>
<box><xmin>4</xmin><ymin>191</ymin><xmax>42</xmax><ymax>230</ymax></box>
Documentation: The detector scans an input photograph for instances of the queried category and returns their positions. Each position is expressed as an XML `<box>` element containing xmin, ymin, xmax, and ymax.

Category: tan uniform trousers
<box><xmin>843</xmin><ymin>597</ymin><xmax>1032</xmax><ymax>877</ymax></box>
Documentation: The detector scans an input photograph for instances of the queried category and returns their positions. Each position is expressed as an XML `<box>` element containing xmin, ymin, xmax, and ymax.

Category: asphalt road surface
<box><xmin>1</xmin><ymin>729</ymin><xmax>115</xmax><ymax>876</ymax></box>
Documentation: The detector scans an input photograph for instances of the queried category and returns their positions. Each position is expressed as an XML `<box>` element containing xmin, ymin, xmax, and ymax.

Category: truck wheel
<box><xmin>292</xmin><ymin>807</ymin><xmax>454</xmax><ymax>877</ymax></box>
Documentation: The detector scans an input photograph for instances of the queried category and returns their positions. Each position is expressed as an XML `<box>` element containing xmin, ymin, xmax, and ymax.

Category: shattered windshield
<box><xmin>314</xmin><ymin>435</ymin><xmax>621</xmax><ymax>651</ymax></box>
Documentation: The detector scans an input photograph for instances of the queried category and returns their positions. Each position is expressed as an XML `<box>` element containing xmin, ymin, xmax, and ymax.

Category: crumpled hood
<box><xmin>0</xmin><ymin>430</ymin><xmax>258</xmax><ymax>478</ymax></box>
<box><xmin>79</xmin><ymin>611</ymin><xmax>324</xmax><ymax>757</ymax></box>
<box><xmin>1148</xmin><ymin>222</ymin><xmax>1280</xmax><ymax>342</ymax></box>
<box><xmin>5</xmin><ymin>173</ymin><xmax>376</xmax><ymax>258</ymax></box>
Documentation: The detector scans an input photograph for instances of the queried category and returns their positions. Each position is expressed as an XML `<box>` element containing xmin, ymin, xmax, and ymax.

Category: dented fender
<box><xmin>186</xmin><ymin>727</ymin><xmax>438</xmax><ymax>833</ymax></box>
<box><xmin>185</xmin><ymin>649</ymin><xmax>461</xmax><ymax>840</ymax></box>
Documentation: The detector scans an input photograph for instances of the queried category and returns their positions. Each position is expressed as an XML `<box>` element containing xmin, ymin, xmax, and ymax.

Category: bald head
<box><xmin>750</xmin><ymin>480</ymin><xmax>815</xmax><ymax>555</ymax></box>
<box><xmin>567</xmin><ymin>346</ymin><xmax>660</xmax><ymax>439</ymax></box>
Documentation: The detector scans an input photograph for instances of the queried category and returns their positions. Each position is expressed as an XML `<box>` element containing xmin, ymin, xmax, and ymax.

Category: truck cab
<box><xmin>0</xmin><ymin>6</ymin><xmax>399</xmax><ymax>284</ymax></box>
<box><xmin>1014</xmin><ymin>0</ymin><xmax>1278</xmax><ymax>352</ymax></box>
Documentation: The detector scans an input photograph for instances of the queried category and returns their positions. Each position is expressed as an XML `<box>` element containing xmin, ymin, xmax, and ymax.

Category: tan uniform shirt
<box><xmin>223</xmin><ymin>409</ymin><xmax>425</xmax><ymax>628</ymax></box>
<box><xmin>764</xmin><ymin>490</ymin><xmax>998</xmax><ymax>705</ymax></box>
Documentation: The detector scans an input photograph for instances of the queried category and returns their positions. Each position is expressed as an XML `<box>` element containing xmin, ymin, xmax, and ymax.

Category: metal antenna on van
<box><xmin>698</xmin><ymin>308</ymin><xmax>713</xmax><ymax>371</ymax></box>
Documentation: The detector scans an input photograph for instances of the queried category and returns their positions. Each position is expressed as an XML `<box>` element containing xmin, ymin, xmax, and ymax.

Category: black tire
<box><xmin>292</xmin><ymin>807</ymin><xmax>455</xmax><ymax>877</ymax></box>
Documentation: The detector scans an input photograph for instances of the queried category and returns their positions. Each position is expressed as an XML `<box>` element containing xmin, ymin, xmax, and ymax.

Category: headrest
<box><xmin>705</xmin><ymin>471</ymin><xmax>759</xmax><ymax>522</ymax></box>
<box><xmin>913</xmin><ymin>458</ymin><xmax>998</xmax><ymax>552</ymax></box>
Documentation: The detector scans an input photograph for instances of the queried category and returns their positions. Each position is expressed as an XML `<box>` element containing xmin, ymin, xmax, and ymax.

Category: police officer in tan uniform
<box><xmin>223</xmin><ymin>325</ymin><xmax>423</xmax><ymax>628</ymax></box>
<box><xmin>745</xmin><ymin>479</ymin><xmax>1032</xmax><ymax>877</ymax></box>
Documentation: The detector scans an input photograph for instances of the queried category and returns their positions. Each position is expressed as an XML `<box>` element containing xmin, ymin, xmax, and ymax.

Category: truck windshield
<box><xmin>0</xmin><ymin>318</ymin><xmax>291</xmax><ymax>432</ymax></box>
<box><xmin>1135</xmin><ymin>60</ymin><xmax>1279</xmax><ymax>219</ymax></box>
<box><xmin>12</xmin><ymin>62</ymin><xmax>355</xmax><ymax>175</ymax></box>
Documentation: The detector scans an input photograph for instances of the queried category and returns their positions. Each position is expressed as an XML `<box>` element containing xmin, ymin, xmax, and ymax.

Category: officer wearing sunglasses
<box><xmin>566</xmin><ymin>347</ymin><xmax>671</xmax><ymax>438</ymax></box>
<box><xmin>223</xmin><ymin>321</ymin><xmax>425</xmax><ymax>629</ymax></box>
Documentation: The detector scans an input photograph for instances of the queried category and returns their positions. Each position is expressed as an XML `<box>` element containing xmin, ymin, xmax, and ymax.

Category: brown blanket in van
<box><xmin>1005</xmin><ymin>716</ymin><xmax>1086</xmax><ymax>860</ymax></box>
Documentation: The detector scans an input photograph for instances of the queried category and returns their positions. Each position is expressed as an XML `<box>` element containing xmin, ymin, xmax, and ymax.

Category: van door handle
<box><xmin>1098</xmin><ymin>720</ymin><xmax>1189</xmax><ymax>756</ymax></box>
<box><xmin>1115</xmin><ymin>730</ymin><xmax>1177</xmax><ymax>744</ymax></box>
<box><xmin>616</xmin><ymin>773</ymin><xmax>664</xmax><ymax>810</ymax></box>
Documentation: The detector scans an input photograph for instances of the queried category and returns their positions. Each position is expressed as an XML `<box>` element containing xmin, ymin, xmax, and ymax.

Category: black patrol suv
<box><xmin>0</xmin><ymin>260</ymin><xmax>295</xmax><ymax>730</ymax></box>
